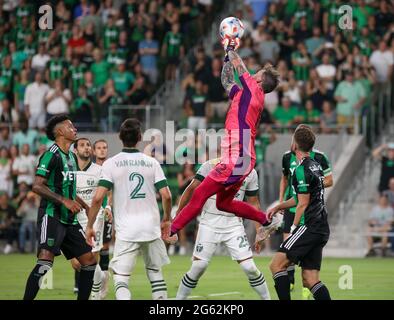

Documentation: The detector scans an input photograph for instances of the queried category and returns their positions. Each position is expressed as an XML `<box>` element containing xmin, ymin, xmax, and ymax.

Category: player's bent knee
<box><xmin>77</xmin><ymin>252</ymin><xmax>97</xmax><ymax>266</ymax></box>
<box><xmin>38</xmin><ymin>249</ymin><xmax>55</xmax><ymax>262</ymax></box>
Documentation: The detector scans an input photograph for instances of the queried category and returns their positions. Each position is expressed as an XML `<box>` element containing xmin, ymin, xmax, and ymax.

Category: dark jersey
<box><xmin>292</xmin><ymin>157</ymin><xmax>329</xmax><ymax>234</ymax></box>
<box><xmin>282</xmin><ymin>149</ymin><xmax>331</xmax><ymax>215</ymax></box>
<box><xmin>36</xmin><ymin>144</ymin><xmax>78</xmax><ymax>225</ymax></box>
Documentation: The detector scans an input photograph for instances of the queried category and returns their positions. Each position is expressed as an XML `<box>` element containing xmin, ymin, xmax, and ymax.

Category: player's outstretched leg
<box><xmin>23</xmin><ymin>258</ymin><xmax>53</xmax><ymax>300</ymax></box>
<box><xmin>171</xmin><ymin>177</ymin><xmax>224</xmax><ymax>234</ymax></box>
<box><xmin>216</xmin><ymin>183</ymin><xmax>268</xmax><ymax>225</ymax></box>
<box><xmin>146</xmin><ymin>268</ymin><xmax>168</xmax><ymax>300</ymax></box>
<box><xmin>239</xmin><ymin>258</ymin><xmax>271</xmax><ymax>300</ymax></box>
<box><xmin>176</xmin><ymin>259</ymin><xmax>208</xmax><ymax>299</ymax></box>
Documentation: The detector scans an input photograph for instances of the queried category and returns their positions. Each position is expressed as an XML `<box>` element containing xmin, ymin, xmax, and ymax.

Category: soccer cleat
<box><xmin>73</xmin><ymin>287</ymin><xmax>79</xmax><ymax>295</ymax></box>
<box><xmin>302</xmin><ymin>287</ymin><xmax>312</xmax><ymax>300</ymax></box>
<box><xmin>256</xmin><ymin>214</ymin><xmax>282</xmax><ymax>242</ymax></box>
<box><xmin>99</xmin><ymin>271</ymin><xmax>110</xmax><ymax>300</ymax></box>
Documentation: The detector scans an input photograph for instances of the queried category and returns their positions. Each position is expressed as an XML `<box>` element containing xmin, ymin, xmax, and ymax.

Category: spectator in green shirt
<box><xmin>90</xmin><ymin>48</ymin><xmax>111</xmax><ymax>88</ymax></box>
<box><xmin>13</xmin><ymin>69</ymin><xmax>29</xmax><ymax>113</ymax></box>
<box><xmin>273</xmin><ymin>97</ymin><xmax>298</xmax><ymax>128</ymax></box>
<box><xmin>298</xmin><ymin>100</ymin><xmax>321</xmax><ymax>126</ymax></box>
<box><xmin>111</xmin><ymin>59</ymin><xmax>135</xmax><ymax>96</ymax></box>
<box><xmin>334</xmin><ymin>71</ymin><xmax>366</xmax><ymax>128</ymax></box>
<box><xmin>162</xmin><ymin>23</ymin><xmax>185</xmax><ymax>81</ymax></box>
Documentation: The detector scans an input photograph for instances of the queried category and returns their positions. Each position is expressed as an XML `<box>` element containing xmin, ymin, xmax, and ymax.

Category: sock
<box><xmin>23</xmin><ymin>259</ymin><xmax>53</xmax><ymax>300</ymax></box>
<box><xmin>78</xmin><ymin>264</ymin><xmax>96</xmax><ymax>300</ymax></box>
<box><xmin>99</xmin><ymin>249</ymin><xmax>109</xmax><ymax>271</ymax></box>
<box><xmin>273</xmin><ymin>271</ymin><xmax>291</xmax><ymax>300</ymax></box>
<box><xmin>146</xmin><ymin>268</ymin><xmax>167</xmax><ymax>300</ymax></box>
<box><xmin>310</xmin><ymin>281</ymin><xmax>331</xmax><ymax>300</ymax></box>
<box><xmin>240</xmin><ymin>259</ymin><xmax>270</xmax><ymax>300</ymax></box>
<box><xmin>74</xmin><ymin>270</ymin><xmax>80</xmax><ymax>291</ymax></box>
<box><xmin>176</xmin><ymin>260</ymin><xmax>208</xmax><ymax>300</ymax></box>
<box><xmin>171</xmin><ymin>177</ymin><xmax>223</xmax><ymax>234</ymax></box>
<box><xmin>287</xmin><ymin>265</ymin><xmax>295</xmax><ymax>285</ymax></box>
<box><xmin>90</xmin><ymin>264</ymin><xmax>103</xmax><ymax>300</ymax></box>
<box><xmin>113</xmin><ymin>274</ymin><xmax>131</xmax><ymax>300</ymax></box>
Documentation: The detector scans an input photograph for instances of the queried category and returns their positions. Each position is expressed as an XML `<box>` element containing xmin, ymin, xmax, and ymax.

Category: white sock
<box><xmin>113</xmin><ymin>274</ymin><xmax>131</xmax><ymax>300</ymax></box>
<box><xmin>90</xmin><ymin>264</ymin><xmax>102</xmax><ymax>300</ymax></box>
<box><xmin>146</xmin><ymin>268</ymin><xmax>167</xmax><ymax>300</ymax></box>
<box><xmin>240</xmin><ymin>259</ymin><xmax>271</xmax><ymax>300</ymax></box>
<box><xmin>176</xmin><ymin>260</ymin><xmax>208</xmax><ymax>300</ymax></box>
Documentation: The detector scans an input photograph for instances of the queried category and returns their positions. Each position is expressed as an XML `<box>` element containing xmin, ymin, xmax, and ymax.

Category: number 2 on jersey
<box><xmin>129</xmin><ymin>172</ymin><xmax>146</xmax><ymax>199</ymax></box>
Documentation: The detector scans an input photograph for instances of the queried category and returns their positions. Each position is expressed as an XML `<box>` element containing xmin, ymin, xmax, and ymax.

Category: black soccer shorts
<box><xmin>282</xmin><ymin>209</ymin><xmax>294</xmax><ymax>234</ymax></box>
<box><xmin>278</xmin><ymin>225</ymin><xmax>329</xmax><ymax>270</ymax></box>
<box><xmin>37</xmin><ymin>214</ymin><xmax>92</xmax><ymax>260</ymax></box>
<box><xmin>103</xmin><ymin>220</ymin><xmax>113</xmax><ymax>244</ymax></box>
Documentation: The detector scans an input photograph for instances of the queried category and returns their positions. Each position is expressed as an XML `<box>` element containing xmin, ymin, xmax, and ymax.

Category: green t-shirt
<box><xmin>291</xmin><ymin>51</ymin><xmax>310</xmax><ymax>81</ymax></box>
<box><xmin>164</xmin><ymin>32</ymin><xmax>183</xmax><ymax>57</ymax></box>
<box><xmin>299</xmin><ymin>109</ymin><xmax>321</xmax><ymax>124</ymax></box>
<box><xmin>111</xmin><ymin>71</ymin><xmax>135</xmax><ymax>94</ymax></box>
<box><xmin>334</xmin><ymin>81</ymin><xmax>366</xmax><ymax>116</ymax></box>
<box><xmin>48</xmin><ymin>59</ymin><xmax>67</xmax><ymax>81</ymax></box>
<box><xmin>353</xmin><ymin>5</ymin><xmax>375</xmax><ymax>29</ymax></box>
<box><xmin>0</xmin><ymin>76</ymin><xmax>10</xmax><ymax>100</ymax></box>
<box><xmin>273</xmin><ymin>106</ymin><xmax>298</xmax><ymax>125</ymax></box>
<box><xmin>91</xmin><ymin>61</ymin><xmax>111</xmax><ymax>87</ymax></box>
<box><xmin>69</xmin><ymin>64</ymin><xmax>87</xmax><ymax>95</ymax></box>
<box><xmin>103</xmin><ymin>26</ymin><xmax>119</xmax><ymax>49</ymax></box>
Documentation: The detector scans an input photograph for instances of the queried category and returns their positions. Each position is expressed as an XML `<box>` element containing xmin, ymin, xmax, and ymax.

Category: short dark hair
<box><xmin>294</xmin><ymin>126</ymin><xmax>315</xmax><ymax>152</ymax></box>
<box><xmin>93</xmin><ymin>139</ymin><xmax>108</xmax><ymax>149</ymax></box>
<box><xmin>262</xmin><ymin>63</ymin><xmax>280</xmax><ymax>94</ymax></box>
<box><xmin>119</xmin><ymin>118</ymin><xmax>142</xmax><ymax>147</ymax></box>
<box><xmin>74</xmin><ymin>137</ymin><xmax>90</xmax><ymax>149</ymax></box>
<box><xmin>46</xmin><ymin>114</ymin><xmax>71</xmax><ymax>141</ymax></box>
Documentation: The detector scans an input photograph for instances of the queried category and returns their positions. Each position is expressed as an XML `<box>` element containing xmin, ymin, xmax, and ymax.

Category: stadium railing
<box><xmin>108</xmin><ymin>105</ymin><xmax>164</xmax><ymax>132</ymax></box>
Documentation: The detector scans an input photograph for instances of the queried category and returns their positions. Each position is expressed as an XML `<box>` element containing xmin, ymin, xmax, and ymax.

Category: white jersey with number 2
<box><xmin>99</xmin><ymin>149</ymin><xmax>168</xmax><ymax>242</ymax></box>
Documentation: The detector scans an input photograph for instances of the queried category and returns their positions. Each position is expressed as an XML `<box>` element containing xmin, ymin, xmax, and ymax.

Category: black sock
<box><xmin>273</xmin><ymin>271</ymin><xmax>291</xmax><ymax>300</ymax></box>
<box><xmin>99</xmin><ymin>249</ymin><xmax>109</xmax><ymax>271</ymax></box>
<box><xmin>77</xmin><ymin>264</ymin><xmax>96</xmax><ymax>300</ymax></box>
<box><xmin>310</xmin><ymin>281</ymin><xmax>331</xmax><ymax>300</ymax></box>
<box><xmin>74</xmin><ymin>270</ymin><xmax>80</xmax><ymax>289</ymax></box>
<box><xmin>23</xmin><ymin>259</ymin><xmax>53</xmax><ymax>300</ymax></box>
<box><xmin>287</xmin><ymin>265</ymin><xmax>295</xmax><ymax>285</ymax></box>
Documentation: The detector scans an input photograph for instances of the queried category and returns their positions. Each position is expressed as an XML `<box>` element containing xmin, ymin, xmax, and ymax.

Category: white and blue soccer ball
<box><xmin>219</xmin><ymin>17</ymin><xmax>244</xmax><ymax>40</ymax></box>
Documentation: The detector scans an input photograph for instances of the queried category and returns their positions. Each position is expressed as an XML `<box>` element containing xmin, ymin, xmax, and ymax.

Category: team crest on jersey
<box><xmin>196</xmin><ymin>243</ymin><xmax>203</xmax><ymax>252</ymax></box>
<box><xmin>87</xmin><ymin>178</ymin><xmax>95</xmax><ymax>186</ymax></box>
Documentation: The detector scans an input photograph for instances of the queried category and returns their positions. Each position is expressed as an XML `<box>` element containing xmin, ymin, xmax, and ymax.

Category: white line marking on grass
<box><xmin>168</xmin><ymin>291</ymin><xmax>241</xmax><ymax>300</ymax></box>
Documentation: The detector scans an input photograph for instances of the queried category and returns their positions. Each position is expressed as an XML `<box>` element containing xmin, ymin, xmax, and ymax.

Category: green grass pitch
<box><xmin>0</xmin><ymin>254</ymin><xmax>393</xmax><ymax>300</ymax></box>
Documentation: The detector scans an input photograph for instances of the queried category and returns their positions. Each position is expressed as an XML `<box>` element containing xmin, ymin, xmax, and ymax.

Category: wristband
<box><xmin>105</xmin><ymin>205</ymin><xmax>112</xmax><ymax>211</ymax></box>
<box><xmin>290</xmin><ymin>224</ymin><xmax>297</xmax><ymax>233</ymax></box>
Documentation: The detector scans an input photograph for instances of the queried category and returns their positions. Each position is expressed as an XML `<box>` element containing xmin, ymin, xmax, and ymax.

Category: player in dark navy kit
<box><xmin>268</xmin><ymin>126</ymin><xmax>331</xmax><ymax>300</ymax></box>
<box><xmin>23</xmin><ymin>115</ymin><xmax>97</xmax><ymax>300</ymax></box>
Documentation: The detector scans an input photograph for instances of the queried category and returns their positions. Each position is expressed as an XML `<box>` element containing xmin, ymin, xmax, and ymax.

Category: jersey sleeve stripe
<box><xmin>154</xmin><ymin>179</ymin><xmax>168</xmax><ymax>190</ymax></box>
<box><xmin>98</xmin><ymin>179</ymin><xmax>113</xmax><ymax>190</ymax></box>
<box><xmin>194</xmin><ymin>174</ymin><xmax>205</xmax><ymax>182</ymax></box>
<box><xmin>245</xmin><ymin>189</ymin><xmax>258</xmax><ymax>196</ymax></box>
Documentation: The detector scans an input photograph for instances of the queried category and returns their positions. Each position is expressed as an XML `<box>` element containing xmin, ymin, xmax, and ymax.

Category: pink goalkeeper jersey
<box><xmin>209</xmin><ymin>72</ymin><xmax>265</xmax><ymax>185</ymax></box>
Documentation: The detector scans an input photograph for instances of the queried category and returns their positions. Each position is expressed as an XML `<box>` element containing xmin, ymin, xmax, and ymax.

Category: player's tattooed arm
<box><xmin>221</xmin><ymin>60</ymin><xmax>236</xmax><ymax>94</ymax></box>
<box><xmin>228</xmin><ymin>50</ymin><xmax>248</xmax><ymax>76</ymax></box>
<box><xmin>32</xmin><ymin>176</ymin><xmax>82</xmax><ymax>213</ymax></box>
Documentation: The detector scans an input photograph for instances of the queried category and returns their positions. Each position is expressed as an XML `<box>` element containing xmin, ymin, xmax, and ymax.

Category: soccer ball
<box><xmin>219</xmin><ymin>17</ymin><xmax>244</xmax><ymax>40</ymax></box>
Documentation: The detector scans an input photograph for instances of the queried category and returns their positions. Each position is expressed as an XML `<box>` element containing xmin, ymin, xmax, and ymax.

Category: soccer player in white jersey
<box><xmin>92</xmin><ymin>139</ymin><xmax>112</xmax><ymax>299</ymax></box>
<box><xmin>70</xmin><ymin>138</ymin><xmax>111</xmax><ymax>300</ymax></box>
<box><xmin>85</xmin><ymin>118</ymin><xmax>173</xmax><ymax>300</ymax></box>
<box><xmin>176</xmin><ymin>158</ymin><xmax>271</xmax><ymax>300</ymax></box>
